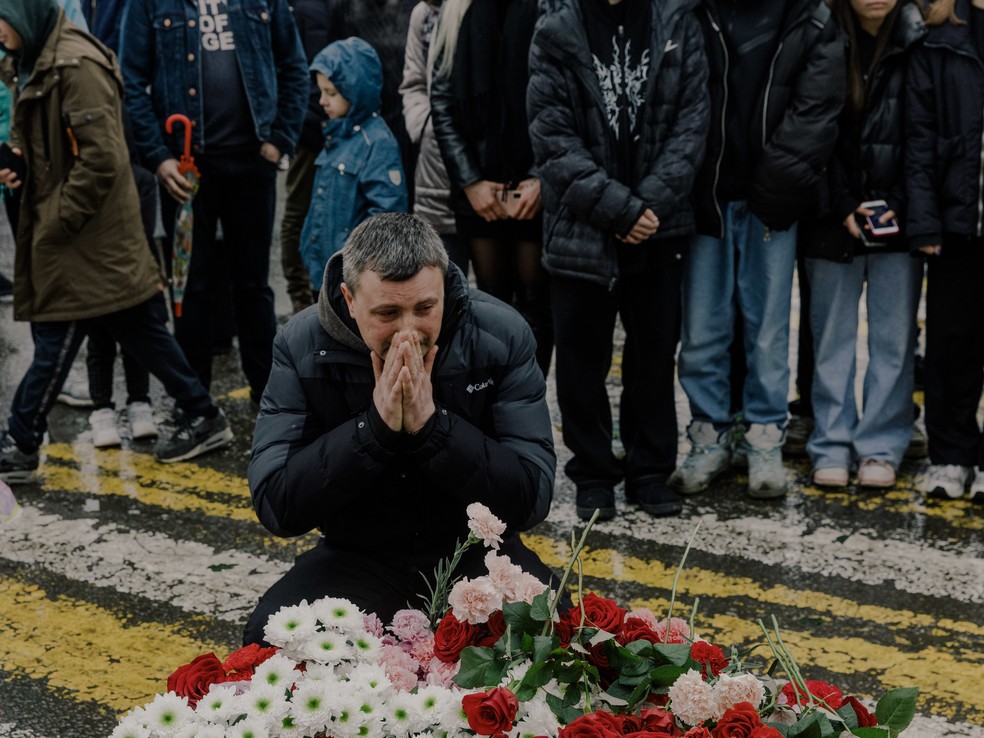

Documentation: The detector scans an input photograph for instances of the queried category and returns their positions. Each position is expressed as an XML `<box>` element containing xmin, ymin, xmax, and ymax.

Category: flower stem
<box><xmin>542</xmin><ymin>510</ymin><xmax>600</xmax><ymax>636</ymax></box>
<box><xmin>664</xmin><ymin>522</ymin><xmax>701</xmax><ymax>642</ymax></box>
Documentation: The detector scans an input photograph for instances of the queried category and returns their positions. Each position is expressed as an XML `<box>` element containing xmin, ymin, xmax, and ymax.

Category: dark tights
<box><xmin>469</xmin><ymin>238</ymin><xmax>553</xmax><ymax>376</ymax></box>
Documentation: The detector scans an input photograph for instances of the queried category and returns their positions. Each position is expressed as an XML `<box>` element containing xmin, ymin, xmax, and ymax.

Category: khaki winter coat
<box><xmin>4</xmin><ymin>12</ymin><xmax>161</xmax><ymax>322</ymax></box>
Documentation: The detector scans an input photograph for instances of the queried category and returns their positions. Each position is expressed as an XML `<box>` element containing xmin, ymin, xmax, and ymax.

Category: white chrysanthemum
<box><xmin>227</xmin><ymin>716</ymin><xmax>271</xmax><ymax>738</ymax></box>
<box><xmin>193</xmin><ymin>682</ymin><xmax>241</xmax><ymax>725</ymax></box>
<box><xmin>386</xmin><ymin>691</ymin><xmax>427</xmax><ymax>736</ymax></box>
<box><xmin>174</xmin><ymin>723</ymin><xmax>226</xmax><ymax>738</ymax></box>
<box><xmin>271</xmin><ymin>714</ymin><xmax>309</xmax><ymax>738</ymax></box>
<box><xmin>439</xmin><ymin>694</ymin><xmax>469</xmax><ymax>734</ymax></box>
<box><xmin>251</xmin><ymin>653</ymin><xmax>301</xmax><ymax>691</ymax></box>
<box><xmin>264</xmin><ymin>603</ymin><xmax>317</xmax><ymax>647</ymax></box>
<box><xmin>303</xmin><ymin>662</ymin><xmax>343</xmax><ymax>682</ymax></box>
<box><xmin>289</xmin><ymin>678</ymin><xmax>334</xmax><ymax>731</ymax></box>
<box><xmin>353</xmin><ymin>713</ymin><xmax>386</xmax><ymax>738</ymax></box>
<box><xmin>296</xmin><ymin>629</ymin><xmax>355</xmax><ymax>664</ymax></box>
<box><xmin>714</xmin><ymin>672</ymin><xmax>766</xmax><ymax>713</ymax></box>
<box><xmin>347</xmin><ymin>663</ymin><xmax>394</xmax><ymax>697</ymax></box>
<box><xmin>238</xmin><ymin>683</ymin><xmax>291</xmax><ymax>724</ymax></box>
<box><xmin>328</xmin><ymin>689</ymin><xmax>366</xmax><ymax>738</ymax></box>
<box><xmin>312</xmin><ymin>597</ymin><xmax>366</xmax><ymax>632</ymax></box>
<box><xmin>415</xmin><ymin>684</ymin><xmax>454</xmax><ymax>727</ymax></box>
<box><xmin>110</xmin><ymin>713</ymin><xmax>151</xmax><ymax>738</ymax></box>
<box><xmin>668</xmin><ymin>668</ymin><xmax>722</xmax><ymax>726</ymax></box>
<box><xmin>143</xmin><ymin>693</ymin><xmax>195</xmax><ymax>735</ymax></box>
<box><xmin>504</xmin><ymin>660</ymin><xmax>532</xmax><ymax>685</ymax></box>
<box><xmin>515</xmin><ymin>695</ymin><xmax>560</xmax><ymax>738</ymax></box>
<box><xmin>350</xmin><ymin>631</ymin><xmax>384</xmax><ymax>662</ymax></box>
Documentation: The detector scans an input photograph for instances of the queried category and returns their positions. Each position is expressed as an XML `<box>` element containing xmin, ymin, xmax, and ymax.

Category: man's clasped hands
<box><xmin>371</xmin><ymin>330</ymin><xmax>439</xmax><ymax>435</ymax></box>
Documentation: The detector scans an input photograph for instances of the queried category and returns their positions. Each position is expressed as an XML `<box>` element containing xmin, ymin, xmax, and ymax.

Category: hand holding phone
<box><xmin>0</xmin><ymin>142</ymin><xmax>26</xmax><ymax>188</ymax></box>
<box><xmin>859</xmin><ymin>199</ymin><xmax>900</xmax><ymax>237</ymax></box>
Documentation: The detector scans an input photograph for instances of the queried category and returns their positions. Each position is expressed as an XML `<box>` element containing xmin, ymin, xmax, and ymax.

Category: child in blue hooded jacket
<box><xmin>300</xmin><ymin>37</ymin><xmax>408</xmax><ymax>289</ymax></box>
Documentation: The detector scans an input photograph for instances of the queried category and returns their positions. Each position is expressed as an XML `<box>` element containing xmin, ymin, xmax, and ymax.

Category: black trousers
<box><xmin>243</xmin><ymin>534</ymin><xmax>563</xmax><ymax>645</ymax></box>
<box><xmin>552</xmin><ymin>252</ymin><xmax>683</xmax><ymax>491</ymax></box>
<box><xmin>925</xmin><ymin>239</ymin><xmax>984</xmax><ymax>467</ymax></box>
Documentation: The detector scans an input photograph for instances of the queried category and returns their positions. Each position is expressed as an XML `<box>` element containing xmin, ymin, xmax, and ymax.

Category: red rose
<box><xmin>586</xmin><ymin>641</ymin><xmax>618</xmax><ymax>688</ymax></box>
<box><xmin>461</xmin><ymin>687</ymin><xmax>520</xmax><ymax>735</ymax></box>
<box><xmin>434</xmin><ymin>611</ymin><xmax>482</xmax><ymax>663</ymax></box>
<box><xmin>780</xmin><ymin>680</ymin><xmax>844</xmax><ymax>710</ymax></box>
<box><xmin>580</xmin><ymin>593</ymin><xmax>627</xmax><ymax>633</ymax></box>
<box><xmin>618</xmin><ymin>617</ymin><xmax>661</xmax><ymax>646</ymax></box>
<box><xmin>844</xmin><ymin>696</ymin><xmax>877</xmax><ymax>727</ymax></box>
<box><xmin>639</xmin><ymin>707</ymin><xmax>680</xmax><ymax>735</ymax></box>
<box><xmin>748</xmin><ymin>728</ymin><xmax>783</xmax><ymax>738</ymax></box>
<box><xmin>712</xmin><ymin>702</ymin><xmax>763</xmax><ymax>738</ymax></box>
<box><xmin>690</xmin><ymin>642</ymin><xmax>728</xmax><ymax>679</ymax></box>
<box><xmin>166</xmin><ymin>652</ymin><xmax>226</xmax><ymax>708</ymax></box>
<box><xmin>554</xmin><ymin>611</ymin><xmax>575</xmax><ymax>648</ymax></box>
<box><xmin>682</xmin><ymin>729</ymin><xmax>712</xmax><ymax>738</ymax></box>
<box><xmin>479</xmin><ymin>611</ymin><xmax>507</xmax><ymax>648</ymax></box>
<box><xmin>222</xmin><ymin>643</ymin><xmax>278</xmax><ymax>675</ymax></box>
<box><xmin>558</xmin><ymin>711</ymin><xmax>624</xmax><ymax>738</ymax></box>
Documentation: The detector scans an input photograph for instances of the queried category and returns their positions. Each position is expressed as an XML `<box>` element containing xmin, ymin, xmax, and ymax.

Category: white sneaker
<box><xmin>57</xmin><ymin>374</ymin><xmax>94</xmax><ymax>408</ymax></box>
<box><xmin>127</xmin><ymin>402</ymin><xmax>157</xmax><ymax>440</ymax></box>
<box><xmin>667</xmin><ymin>421</ymin><xmax>732</xmax><ymax>495</ymax></box>
<box><xmin>969</xmin><ymin>467</ymin><xmax>984</xmax><ymax>505</ymax></box>
<box><xmin>740</xmin><ymin>423</ymin><xmax>788</xmax><ymax>499</ymax></box>
<box><xmin>919</xmin><ymin>464</ymin><xmax>971</xmax><ymax>500</ymax></box>
<box><xmin>89</xmin><ymin>408</ymin><xmax>122</xmax><ymax>448</ymax></box>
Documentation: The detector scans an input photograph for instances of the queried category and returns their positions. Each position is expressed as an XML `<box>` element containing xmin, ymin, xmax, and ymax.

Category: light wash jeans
<box><xmin>805</xmin><ymin>252</ymin><xmax>921</xmax><ymax>469</ymax></box>
<box><xmin>679</xmin><ymin>201</ymin><xmax>797</xmax><ymax>426</ymax></box>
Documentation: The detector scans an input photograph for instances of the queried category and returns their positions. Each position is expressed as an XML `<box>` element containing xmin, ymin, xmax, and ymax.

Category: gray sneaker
<box><xmin>741</xmin><ymin>423</ymin><xmax>788</xmax><ymax>499</ymax></box>
<box><xmin>667</xmin><ymin>421</ymin><xmax>732</xmax><ymax>495</ymax></box>
<box><xmin>0</xmin><ymin>430</ymin><xmax>39</xmax><ymax>485</ymax></box>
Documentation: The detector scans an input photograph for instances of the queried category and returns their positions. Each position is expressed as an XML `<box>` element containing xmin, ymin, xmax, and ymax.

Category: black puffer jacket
<box><xmin>527</xmin><ymin>0</ymin><xmax>710</xmax><ymax>285</ymax></box>
<box><xmin>695</xmin><ymin>0</ymin><xmax>846</xmax><ymax>236</ymax></box>
<box><xmin>906</xmin><ymin>0</ymin><xmax>984</xmax><ymax>248</ymax></box>
<box><xmin>248</xmin><ymin>253</ymin><xmax>555</xmax><ymax>556</ymax></box>
<box><xmin>800</xmin><ymin>3</ymin><xmax>925</xmax><ymax>261</ymax></box>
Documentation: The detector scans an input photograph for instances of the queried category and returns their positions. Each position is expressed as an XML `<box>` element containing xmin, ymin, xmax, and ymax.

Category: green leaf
<box><xmin>786</xmin><ymin>713</ymin><xmax>829</xmax><ymax>738</ymax></box>
<box><xmin>532</xmin><ymin>635</ymin><xmax>557</xmax><ymax>663</ymax></box>
<box><xmin>875</xmin><ymin>688</ymin><xmax>918</xmax><ymax>736</ymax></box>
<box><xmin>530</xmin><ymin>590</ymin><xmax>553</xmax><ymax>622</ymax></box>
<box><xmin>546</xmin><ymin>693</ymin><xmax>585</xmax><ymax>725</ymax></box>
<box><xmin>648</xmin><ymin>664</ymin><xmax>687</xmax><ymax>687</ymax></box>
<box><xmin>452</xmin><ymin>647</ymin><xmax>505</xmax><ymax>688</ymax></box>
<box><xmin>503</xmin><ymin>601</ymin><xmax>540</xmax><ymax>640</ymax></box>
<box><xmin>519</xmin><ymin>659</ymin><xmax>555</xmax><ymax>690</ymax></box>
<box><xmin>851</xmin><ymin>728</ymin><xmax>892</xmax><ymax>738</ymax></box>
<box><xmin>651</xmin><ymin>643</ymin><xmax>692</xmax><ymax>666</ymax></box>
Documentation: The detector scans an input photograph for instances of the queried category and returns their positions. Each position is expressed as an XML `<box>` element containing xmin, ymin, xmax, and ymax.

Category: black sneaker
<box><xmin>576</xmin><ymin>487</ymin><xmax>617</xmax><ymax>521</ymax></box>
<box><xmin>0</xmin><ymin>430</ymin><xmax>39</xmax><ymax>484</ymax></box>
<box><xmin>0</xmin><ymin>272</ymin><xmax>13</xmax><ymax>304</ymax></box>
<box><xmin>154</xmin><ymin>409</ymin><xmax>233</xmax><ymax>463</ymax></box>
<box><xmin>626</xmin><ymin>480</ymin><xmax>683</xmax><ymax>517</ymax></box>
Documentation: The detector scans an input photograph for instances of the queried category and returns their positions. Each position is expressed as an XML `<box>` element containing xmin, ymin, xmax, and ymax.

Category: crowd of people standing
<box><xmin>1</xmin><ymin>0</ymin><xmax>984</xmax><ymax>521</ymax></box>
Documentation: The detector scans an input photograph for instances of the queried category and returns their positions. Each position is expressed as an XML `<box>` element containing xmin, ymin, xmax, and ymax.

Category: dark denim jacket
<box><xmin>119</xmin><ymin>0</ymin><xmax>308</xmax><ymax>170</ymax></box>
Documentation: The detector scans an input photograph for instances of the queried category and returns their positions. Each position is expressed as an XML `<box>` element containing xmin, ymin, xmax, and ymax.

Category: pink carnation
<box><xmin>379</xmin><ymin>644</ymin><xmax>421</xmax><ymax>692</ymax></box>
<box><xmin>512</xmin><ymin>573</ymin><xmax>548</xmax><ymax>604</ymax></box>
<box><xmin>466</xmin><ymin>503</ymin><xmax>506</xmax><ymax>549</ymax></box>
<box><xmin>654</xmin><ymin>617</ymin><xmax>691</xmax><ymax>644</ymax></box>
<box><xmin>448</xmin><ymin>576</ymin><xmax>504</xmax><ymax>625</ymax></box>
<box><xmin>362</xmin><ymin>612</ymin><xmax>385</xmax><ymax>638</ymax></box>
<box><xmin>388</xmin><ymin>609</ymin><xmax>433</xmax><ymax>644</ymax></box>
<box><xmin>409</xmin><ymin>633</ymin><xmax>437</xmax><ymax>671</ymax></box>
<box><xmin>625</xmin><ymin>608</ymin><xmax>659</xmax><ymax>629</ymax></box>
<box><xmin>484</xmin><ymin>551</ymin><xmax>526</xmax><ymax>601</ymax></box>
<box><xmin>425</xmin><ymin>658</ymin><xmax>460</xmax><ymax>688</ymax></box>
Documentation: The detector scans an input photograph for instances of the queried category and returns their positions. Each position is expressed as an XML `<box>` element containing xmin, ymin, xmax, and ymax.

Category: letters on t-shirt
<box><xmin>198</xmin><ymin>0</ymin><xmax>235</xmax><ymax>52</ymax></box>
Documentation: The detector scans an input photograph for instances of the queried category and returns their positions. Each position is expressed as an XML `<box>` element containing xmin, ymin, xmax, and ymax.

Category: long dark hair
<box><xmin>832</xmin><ymin>0</ymin><xmax>906</xmax><ymax>114</ymax></box>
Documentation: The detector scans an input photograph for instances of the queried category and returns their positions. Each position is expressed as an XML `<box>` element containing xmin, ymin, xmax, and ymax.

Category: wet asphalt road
<box><xmin>0</xmin><ymin>186</ymin><xmax>981</xmax><ymax>737</ymax></box>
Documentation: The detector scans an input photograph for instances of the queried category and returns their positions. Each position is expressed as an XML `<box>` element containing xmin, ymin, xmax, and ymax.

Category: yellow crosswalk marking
<box><xmin>0</xmin><ymin>576</ymin><xmax>223</xmax><ymax>713</ymax></box>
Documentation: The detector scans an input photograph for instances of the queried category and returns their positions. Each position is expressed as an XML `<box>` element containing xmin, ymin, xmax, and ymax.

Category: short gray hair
<box><xmin>342</xmin><ymin>213</ymin><xmax>449</xmax><ymax>293</ymax></box>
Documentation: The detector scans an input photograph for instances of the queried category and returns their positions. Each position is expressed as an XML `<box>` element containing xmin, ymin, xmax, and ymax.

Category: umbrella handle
<box><xmin>165</xmin><ymin>114</ymin><xmax>194</xmax><ymax>159</ymax></box>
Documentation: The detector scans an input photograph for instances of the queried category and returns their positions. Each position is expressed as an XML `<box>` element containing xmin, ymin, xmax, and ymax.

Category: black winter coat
<box><xmin>800</xmin><ymin>3</ymin><xmax>925</xmax><ymax>262</ymax></box>
<box><xmin>906</xmin><ymin>0</ymin><xmax>984</xmax><ymax>248</ymax></box>
<box><xmin>527</xmin><ymin>0</ymin><xmax>710</xmax><ymax>285</ymax></box>
<box><xmin>695</xmin><ymin>0</ymin><xmax>846</xmax><ymax>236</ymax></box>
<box><xmin>248</xmin><ymin>253</ymin><xmax>555</xmax><ymax>557</ymax></box>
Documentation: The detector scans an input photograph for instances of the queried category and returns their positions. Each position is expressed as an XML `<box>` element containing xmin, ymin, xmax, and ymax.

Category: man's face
<box><xmin>0</xmin><ymin>19</ymin><xmax>22</xmax><ymax>50</ymax></box>
<box><xmin>341</xmin><ymin>267</ymin><xmax>445</xmax><ymax>359</ymax></box>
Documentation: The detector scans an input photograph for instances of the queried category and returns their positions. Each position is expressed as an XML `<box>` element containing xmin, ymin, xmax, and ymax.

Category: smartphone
<box><xmin>497</xmin><ymin>188</ymin><xmax>523</xmax><ymax>218</ymax></box>
<box><xmin>860</xmin><ymin>199</ymin><xmax>900</xmax><ymax>237</ymax></box>
<box><xmin>0</xmin><ymin>142</ymin><xmax>25</xmax><ymax>184</ymax></box>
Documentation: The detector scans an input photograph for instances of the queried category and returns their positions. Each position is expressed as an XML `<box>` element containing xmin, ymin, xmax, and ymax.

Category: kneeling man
<box><xmin>245</xmin><ymin>213</ymin><xmax>557</xmax><ymax>643</ymax></box>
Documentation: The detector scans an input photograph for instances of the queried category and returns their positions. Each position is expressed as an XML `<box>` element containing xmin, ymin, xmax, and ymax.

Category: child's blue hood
<box><xmin>311</xmin><ymin>37</ymin><xmax>382</xmax><ymax>125</ymax></box>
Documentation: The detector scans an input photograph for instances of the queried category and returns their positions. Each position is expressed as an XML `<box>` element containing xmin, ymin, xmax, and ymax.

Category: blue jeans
<box><xmin>679</xmin><ymin>201</ymin><xmax>796</xmax><ymax>426</ymax></box>
<box><xmin>7</xmin><ymin>294</ymin><xmax>214</xmax><ymax>454</ymax></box>
<box><xmin>805</xmin><ymin>253</ymin><xmax>921</xmax><ymax>469</ymax></box>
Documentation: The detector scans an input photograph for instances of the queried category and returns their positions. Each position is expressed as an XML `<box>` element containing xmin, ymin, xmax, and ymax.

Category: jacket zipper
<box><xmin>762</xmin><ymin>41</ymin><xmax>783</xmax><ymax>148</ymax></box>
<box><xmin>923</xmin><ymin>41</ymin><xmax>984</xmax><ymax>236</ymax></box>
<box><xmin>707</xmin><ymin>12</ymin><xmax>728</xmax><ymax>236</ymax></box>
